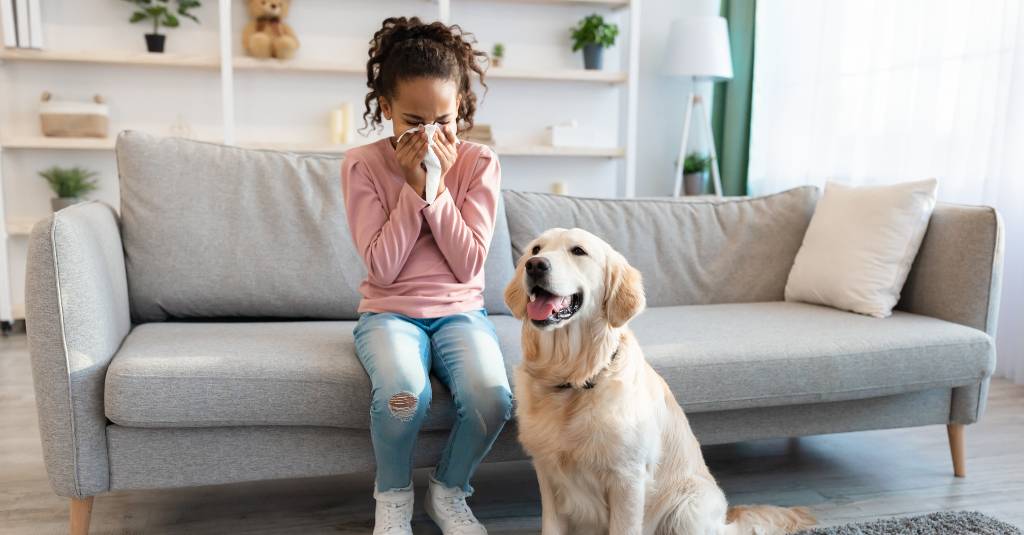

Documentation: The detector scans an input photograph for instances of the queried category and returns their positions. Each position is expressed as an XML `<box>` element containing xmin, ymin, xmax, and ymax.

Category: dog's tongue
<box><xmin>527</xmin><ymin>293</ymin><xmax>569</xmax><ymax>321</ymax></box>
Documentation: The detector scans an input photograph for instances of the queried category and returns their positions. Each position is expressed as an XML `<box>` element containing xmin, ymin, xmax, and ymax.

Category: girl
<box><xmin>341</xmin><ymin>16</ymin><xmax>511</xmax><ymax>535</ymax></box>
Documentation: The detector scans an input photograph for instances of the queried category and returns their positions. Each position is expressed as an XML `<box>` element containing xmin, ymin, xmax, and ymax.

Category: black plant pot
<box><xmin>145</xmin><ymin>33</ymin><xmax>166</xmax><ymax>53</ymax></box>
<box><xmin>583</xmin><ymin>43</ymin><xmax>603</xmax><ymax>70</ymax></box>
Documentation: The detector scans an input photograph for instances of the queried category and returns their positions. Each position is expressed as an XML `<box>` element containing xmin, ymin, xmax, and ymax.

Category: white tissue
<box><xmin>396</xmin><ymin>123</ymin><xmax>459</xmax><ymax>204</ymax></box>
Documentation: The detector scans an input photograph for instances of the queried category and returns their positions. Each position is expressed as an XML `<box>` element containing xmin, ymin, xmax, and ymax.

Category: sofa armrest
<box><xmin>25</xmin><ymin>201</ymin><xmax>132</xmax><ymax>498</ymax></box>
<box><xmin>899</xmin><ymin>203</ymin><xmax>1004</xmax><ymax>335</ymax></box>
<box><xmin>897</xmin><ymin>203</ymin><xmax>1004</xmax><ymax>424</ymax></box>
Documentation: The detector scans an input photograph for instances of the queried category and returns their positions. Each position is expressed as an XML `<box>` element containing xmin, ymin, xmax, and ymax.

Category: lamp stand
<box><xmin>672</xmin><ymin>79</ymin><xmax>723</xmax><ymax>197</ymax></box>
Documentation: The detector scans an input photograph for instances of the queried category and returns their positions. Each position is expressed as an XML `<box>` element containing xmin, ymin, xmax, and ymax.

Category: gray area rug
<box><xmin>794</xmin><ymin>511</ymin><xmax>1021</xmax><ymax>535</ymax></box>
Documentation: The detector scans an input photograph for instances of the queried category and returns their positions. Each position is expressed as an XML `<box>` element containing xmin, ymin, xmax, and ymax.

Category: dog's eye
<box><xmin>571</xmin><ymin>246</ymin><xmax>587</xmax><ymax>256</ymax></box>
<box><xmin>531</xmin><ymin>245</ymin><xmax>541</xmax><ymax>255</ymax></box>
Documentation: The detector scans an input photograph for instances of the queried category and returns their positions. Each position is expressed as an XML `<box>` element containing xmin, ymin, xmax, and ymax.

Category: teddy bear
<box><xmin>242</xmin><ymin>0</ymin><xmax>299</xmax><ymax>60</ymax></box>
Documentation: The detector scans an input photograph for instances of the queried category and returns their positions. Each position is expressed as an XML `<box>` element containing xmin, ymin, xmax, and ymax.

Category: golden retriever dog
<box><xmin>504</xmin><ymin>228</ymin><xmax>816</xmax><ymax>535</ymax></box>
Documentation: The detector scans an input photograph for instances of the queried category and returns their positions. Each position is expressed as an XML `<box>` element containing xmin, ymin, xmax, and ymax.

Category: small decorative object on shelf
<box><xmin>551</xmin><ymin>181</ymin><xmax>568</xmax><ymax>195</ymax></box>
<box><xmin>329</xmin><ymin>103</ymin><xmax>352</xmax><ymax>144</ymax></box>
<box><xmin>125</xmin><ymin>0</ymin><xmax>202</xmax><ymax>53</ymax></box>
<box><xmin>38</xmin><ymin>166</ymin><xmax>99</xmax><ymax>212</ymax></box>
<box><xmin>39</xmin><ymin>92</ymin><xmax>109</xmax><ymax>138</ymax></box>
<box><xmin>243</xmin><ymin>0</ymin><xmax>300</xmax><ymax>60</ymax></box>
<box><xmin>169</xmin><ymin>114</ymin><xmax>195</xmax><ymax>138</ymax></box>
<box><xmin>571</xmin><ymin>14</ymin><xmax>618</xmax><ymax>70</ymax></box>
<box><xmin>462</xmin><ymin>124</ymin><xmax>495</xmax><ymax>145</ymax></box>
<box><xmin>682</xmin><ymin>152</ymin><xmax>711</xmax><ymax>196</ymax></box>
<box><xmin>491</xmin><ymin>43</ymin><xmax>505</xmax><ymax>68</ymax></box>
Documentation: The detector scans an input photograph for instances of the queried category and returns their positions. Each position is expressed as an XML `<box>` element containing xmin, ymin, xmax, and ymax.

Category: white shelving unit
<box><xmin>0</xmin><ymin>0</ymin><xmax>641</xmax><ymax>324</ymax></box>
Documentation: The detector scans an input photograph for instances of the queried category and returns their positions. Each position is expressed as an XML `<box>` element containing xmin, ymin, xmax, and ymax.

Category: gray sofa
<box><xmin>26</xmin><ymin>131</ymin><xmax>1003</xmax><ymax>534</ymax></box>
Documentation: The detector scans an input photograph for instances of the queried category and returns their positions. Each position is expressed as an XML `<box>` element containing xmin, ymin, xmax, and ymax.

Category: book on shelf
<box><xmin>27</xmin><ymin>0</ymin><xmax>41</xmax><ymax>48</ymax></box>
<box><xmin>3</xmin><ymin>0</ymin><xmax>40</xmax><ymax>48</ymax></box>
<box><xmin>14</xmin><ymin>0</ymin><xmax>27</xmax><ymax>48</ymax></box>
<box><xmin>1</xmin><ymin>0</ymin><xmax>16</xmax><ymax>47</ymax></box>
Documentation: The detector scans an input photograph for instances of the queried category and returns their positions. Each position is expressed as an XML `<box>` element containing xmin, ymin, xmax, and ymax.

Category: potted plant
<box><xmin>125</xmin><ymin>0</ymin><xmax>202</xmax><ymax>53</ymax></box>
<box><xmin>571</xmin><ymin>14</ymin><xmax>619</xmax><ymax>70</ymax></box>
<box><xmin>491</xmin><ymin>42</ymin><xmax>505</xmax><ymax>68</ymax></box>
<box><xmin>39</xmin><ymin>166</ymin><xmax>99</xmax><ymax>211</ymax></box>
<box><xmin>682</xmin><ymin>153</ymin><xmax>711</xmax><ymax>196</ymax></box>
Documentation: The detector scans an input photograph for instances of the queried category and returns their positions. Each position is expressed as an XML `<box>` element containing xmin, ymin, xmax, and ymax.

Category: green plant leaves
<box><xmin>683</xmin><ymin>153</ymin><xmax>712</xmax><ymax>174</ymax></box>
<box><xmin>38</xmin><ymin>166</ymin><xmax>100</xmax><ymax>198</ymax></box>
<box><xmin>571</xmin><ymin>13</ymin><xmax>619</xmax><ymax>51</ymax></box>
<box><xmin>126</xmin><ymin>0</ymin><xmax>201</xmax><ymax>30</ymax></box>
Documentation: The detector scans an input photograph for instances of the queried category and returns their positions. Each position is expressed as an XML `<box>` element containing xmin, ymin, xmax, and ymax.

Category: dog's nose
<box><xmin>525</xmin><ymin>256</ymin><xmax>550</xmax><ymax>277</ymax></box>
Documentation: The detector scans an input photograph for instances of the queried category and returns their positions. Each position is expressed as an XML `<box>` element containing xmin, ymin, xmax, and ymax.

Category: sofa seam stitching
<box><xmin>645</xmin><ymin>339</ymin><xmax>992</xmax><ymax>367</ymax></box>
<box><xmin>680</xmin><ymin>376</ymin><xmax>984</xmax><ymax>409</ymax></box>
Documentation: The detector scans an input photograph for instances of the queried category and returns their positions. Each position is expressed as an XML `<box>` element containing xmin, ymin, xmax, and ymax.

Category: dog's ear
<box><xmin>603</xmin><ymin>250</ymin><xmax>646</xmax><ymax>328</ymax></box>
<box><xmin>504</xmin><ymin>257</ymin><xmax>528</xmax><ymax>319</ymax></box>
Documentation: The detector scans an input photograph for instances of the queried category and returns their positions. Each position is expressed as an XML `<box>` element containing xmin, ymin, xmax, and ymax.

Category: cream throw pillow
<box><xmin>785</xmin><ymin>178</ymin><xmax>938</xmax><ymax>318</ymax></box>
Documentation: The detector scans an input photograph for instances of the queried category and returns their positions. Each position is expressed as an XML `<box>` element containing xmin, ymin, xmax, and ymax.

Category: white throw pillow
<box><xmin>785</xmin><ymin>178</ymin><xmax>938</xmax><ymax>318</ymax></box>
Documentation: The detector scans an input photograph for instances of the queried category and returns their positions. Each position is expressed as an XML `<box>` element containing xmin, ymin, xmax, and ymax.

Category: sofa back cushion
<box><xmin>116</xmin><ymin>131</ymin><xmax>513</xmax><ymax>323</ymax></box>
<box><xmin>502</xmin><ymin>187</ymin><xmax>819</xmax><ymax>307</ymax></box>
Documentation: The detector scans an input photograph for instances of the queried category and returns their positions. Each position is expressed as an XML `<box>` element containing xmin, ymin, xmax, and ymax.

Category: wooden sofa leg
<box><xmin>70</xmin><ymin>496</ymin><xmax>94</xmax><ymax>535</ymax></box>
<box><xmin>947</xmin><ymin>424</ymin><xmax>966</xmax><ymax>478</ymax></box>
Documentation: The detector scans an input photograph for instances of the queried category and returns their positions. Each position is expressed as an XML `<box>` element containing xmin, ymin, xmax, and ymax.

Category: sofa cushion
<box><xmin>105</xmin><ymin>302</ymin><xmax>993</xmax><ymax>429</ymax></box>
<box><xmin>632</xmin><ymin>302</ymin><xmax>994</xmax><ymax>413</ymax></box>
<box><xmin>115</xmin><ymin>131</ymin><xmax>513</xmax><ymax>322</ymax></box>
<box><xmin>502</xmin><ymin>187</ymin><xmax>819</xmax><ymax>307</ymax></box>
<box><xmin>104</xmin><ymin>316</ymin><xmax>523</xmax><ymax>430</ymax></box>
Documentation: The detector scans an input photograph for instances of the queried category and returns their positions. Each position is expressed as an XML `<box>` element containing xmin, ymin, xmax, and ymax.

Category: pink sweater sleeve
<box><xmin>341</xmin><ymin>157</ymin><xmax>428</xmax><ymax>285</ymax></box>
<box><xmin>422</xmin><ymin>148</ymin><xmax>501</xmax><ymax>283</ymax></box>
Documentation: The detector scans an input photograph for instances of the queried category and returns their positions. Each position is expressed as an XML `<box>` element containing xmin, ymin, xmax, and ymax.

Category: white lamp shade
<box><xmin>664</xmin><ymin>16</ymin><xmax>734</xmax><ymax>81</ymax></box>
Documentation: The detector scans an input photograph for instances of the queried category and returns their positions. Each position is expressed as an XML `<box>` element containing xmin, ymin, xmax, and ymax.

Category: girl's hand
<box><xmin>432</xmin><ymin>127</ymin><xmax>459</xmax><ymax>197</ymax></box>
<box><xmin>395</xmin><ymin>129</ymin><xmax>428</xmax><ymax>196</ymax></box>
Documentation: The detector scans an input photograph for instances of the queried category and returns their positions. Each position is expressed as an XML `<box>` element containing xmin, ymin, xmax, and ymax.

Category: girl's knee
<box><xmin>372</xmin><ymin>387</ymin><xmax>432</xmax><ymax>425</ymax></box>
<box><xmin>460</xmin><ymin>385</ymin><xmax>513</xmax><ymax>431</ymax></box>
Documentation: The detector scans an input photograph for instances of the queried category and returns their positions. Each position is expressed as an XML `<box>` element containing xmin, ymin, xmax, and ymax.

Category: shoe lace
<box><xmin>379</xmin><ymin>499</ymin><xmax>409</xmax><ymax>532</ymax></box>
<box><xmin>441</xmin><ymin>494</ymin><xmax>478</xmax><ymax>527</ymax></box>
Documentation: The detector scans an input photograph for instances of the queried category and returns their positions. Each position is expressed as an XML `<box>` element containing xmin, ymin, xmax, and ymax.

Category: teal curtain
<box><xmin>711</xmin><ymin>0</ymin><xmax>756</xmax><ymax>196</ymax></box>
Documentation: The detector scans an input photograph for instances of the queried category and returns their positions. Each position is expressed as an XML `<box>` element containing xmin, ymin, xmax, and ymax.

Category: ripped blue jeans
<box><xmin>353</xmin><ymin>308</ymin><xmax>513</xmax><ymax>493</ymax></box>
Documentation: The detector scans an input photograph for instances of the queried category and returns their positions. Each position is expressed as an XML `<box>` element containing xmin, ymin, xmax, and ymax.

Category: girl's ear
<box><xmin>504</xmin><ymin>257</ymin><xmax>528</xmax><ymax>320</ymax></box>
<box><xmin>379</xmin><ymin>96</ymin><xmax>392</xmax><ymax>120</ymax></box>
<box><xmin>603</xmin><ymin>250</ymin><xmax>646</xmax><ymax>328</ymax></box>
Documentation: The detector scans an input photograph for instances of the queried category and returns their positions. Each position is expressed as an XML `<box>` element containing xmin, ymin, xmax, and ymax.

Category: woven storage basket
<box><xmin>39</xmin><ymin>93</ymin><xmax>109</xmax><ymax>138</ymax></box>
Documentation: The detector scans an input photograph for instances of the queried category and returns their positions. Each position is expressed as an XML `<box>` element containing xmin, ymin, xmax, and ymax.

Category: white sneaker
<box><xmin>424</xmin><ymin>477</ymin><xmax>488</xmax><ymax>535</ymax></box>
<box><xmin>373</xmin><ymin>483</ymin><xmax>414</xmax><ymax>535</ymax></box>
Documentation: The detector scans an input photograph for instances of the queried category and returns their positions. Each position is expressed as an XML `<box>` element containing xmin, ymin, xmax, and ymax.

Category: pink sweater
<box><xmin>341</xmin><ymin>137</ymin><xmax>501</xmax><ymax>318</ymax></box>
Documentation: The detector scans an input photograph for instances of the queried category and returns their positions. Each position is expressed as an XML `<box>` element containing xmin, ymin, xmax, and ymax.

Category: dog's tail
<box><xmin>724</xmin><ymin>505</ymin><xmax>816</xmax><ymax>535</ymax></box>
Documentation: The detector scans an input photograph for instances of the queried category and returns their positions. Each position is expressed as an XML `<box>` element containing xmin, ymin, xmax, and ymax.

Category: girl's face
<box><xmin>380</xmin><ymin>77</ymin><xmax>461</xmax><ymax>138</ymax></box>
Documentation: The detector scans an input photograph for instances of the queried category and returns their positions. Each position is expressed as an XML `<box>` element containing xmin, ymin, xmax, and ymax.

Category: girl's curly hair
<box><xmin>361</xmin><ymin>16</ymin><xmax>488</xmax><ymax>135</ymax></box>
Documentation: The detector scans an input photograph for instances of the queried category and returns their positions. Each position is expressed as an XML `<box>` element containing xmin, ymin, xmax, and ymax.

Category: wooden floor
<box><xmin>1</xmin><ymin>330</ymin><xmax>1022</xmax><ymax>534</ymax></box>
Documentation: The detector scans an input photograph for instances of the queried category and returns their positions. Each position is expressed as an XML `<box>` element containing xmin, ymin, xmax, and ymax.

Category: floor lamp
<box><xmin>665</xmin><ymin>16</ymin><xmax>734</xmax><ymax>197</ymax></box>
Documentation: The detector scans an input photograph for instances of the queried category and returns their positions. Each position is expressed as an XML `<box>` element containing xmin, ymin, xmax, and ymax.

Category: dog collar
<box><xmin>555</xmin><ymin>342</ymin><xmax>621</xmax><ymax>391</ymax></box>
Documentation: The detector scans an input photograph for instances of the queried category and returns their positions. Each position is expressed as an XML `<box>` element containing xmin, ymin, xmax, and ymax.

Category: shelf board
<box><xmin>6</xmin><ymin>217</ymin><xmax>40</xmax><ymax>236</ymax></box>
<box><xmin>0</xmin><ymin>136</ymin><xmax>116</xmax><ymax>150</ymax></box>
<box><xmin>0</xmin><ymin>47</ymin><xmax>219</xmax><ymax>69</ymax></box>
<box><xmin>232</xmin><ymin>55</ymin><xmax>363</xmax><ymax>75</ymax></box>
<box><xmin>492</xmin><ymin>144</ymin><xmax>624</xmax><ymax>157</ymax></box>
<box><xmin>1</xmin><ymin>48</ymin><xmax>626</xmax><ymax>83</ymax></box>
<box><xmin>0</xmin><ymin>136</ymin><xmax>623</xmax><ymax>158</ymax></box>
<box><xmin>487</xmin><ymin>66</ymin><xmax>625</xmax><ymax>83</ymax></box>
